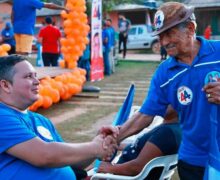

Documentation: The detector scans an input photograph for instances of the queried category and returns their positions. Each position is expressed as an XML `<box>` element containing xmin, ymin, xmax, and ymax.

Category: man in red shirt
<box><xmin>38</xmin><ymin>16</ymin><xmax>61</xmax><ymax>66</ymax></box>
<box><xmin>203</xmin><ymin>25</ymin><xmax>212</xmax><ymax>40</ymax></box>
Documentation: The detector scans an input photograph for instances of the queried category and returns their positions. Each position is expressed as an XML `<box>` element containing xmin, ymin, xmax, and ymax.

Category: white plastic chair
<box><xmin>90</xmin><ymin>154</ymin><xmax>178</xmax><ymax>180</ymax></box>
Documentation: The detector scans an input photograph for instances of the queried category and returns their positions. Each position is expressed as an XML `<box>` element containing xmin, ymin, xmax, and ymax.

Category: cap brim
<box><xmin>151</xmin><ymin>7</ymin><xmax>194</xmax><ymax>36</ymax></box>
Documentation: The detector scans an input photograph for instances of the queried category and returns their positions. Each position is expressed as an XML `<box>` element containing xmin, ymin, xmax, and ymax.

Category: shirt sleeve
<box><xmin>139</xmin><ymin>67</ymin><xmax>169</xmax><ymax>117</ymax></box>
<box><xmin>29</xmin><ymin>0</ymin><xmax>44</xmax><ymax>10</ymax></box>
<box><xmin>0</xmin><ymin>115</ymin><xmax>36</xmax><ymax>153</ymax></box>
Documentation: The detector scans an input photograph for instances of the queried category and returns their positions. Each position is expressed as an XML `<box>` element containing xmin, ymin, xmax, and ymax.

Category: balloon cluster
<box><xmin>29</xmin><ymin>68</ymin><xmax>86</xmax><ymax>111</ymax></box>
<box><xmin>0</xmin><ymin>44</ymin><xmax>11</xmax><ymax>56</ymax></box>
<box><xmin>59</xmin><ymin>0</ymin><xmax>90</xmax><ymax>69</ymax></box>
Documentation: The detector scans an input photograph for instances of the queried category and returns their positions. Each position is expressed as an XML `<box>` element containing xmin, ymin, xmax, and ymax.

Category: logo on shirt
<box><xmin>37</xmin><ymin>126</ymin><xmax>53</xmax><ymax>140</ymax></box>
<box><xmin>177</xmin><ymin>86</ymin><xmax>193</xmax><ymax>105</ymax></box>
<box><xmin>204</xmin><ymin>71</ymin><xmax>220</xmax><ymax>84</ymax></box>
<box><xmin>154</xmin><ymin>10</ymin><xmax>165</xmax><ymax>30</ymax></box>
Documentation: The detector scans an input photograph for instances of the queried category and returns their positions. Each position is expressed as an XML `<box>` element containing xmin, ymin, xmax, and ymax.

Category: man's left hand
<box><xmin>203</xmin><ymin>80</ymin><xmax>220</xmax><ymax>104</ymax></box>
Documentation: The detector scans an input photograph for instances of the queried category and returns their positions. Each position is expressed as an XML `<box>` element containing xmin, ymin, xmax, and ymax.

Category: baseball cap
<box><xmin>152</xmin><ymin>2</ymin><xmax>195</xmax><ymax>36</ymax></box>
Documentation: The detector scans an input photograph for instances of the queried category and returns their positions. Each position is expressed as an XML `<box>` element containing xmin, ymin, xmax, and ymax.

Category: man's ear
<box><xmin>0</xmin><ymin>80</ymin><xmax>12</xmax><ymax>94</ymax></box>
<box><xmin>187</xmin><ymin>21</ymin><xmax>196</xmax><ymax>36</ymax></box>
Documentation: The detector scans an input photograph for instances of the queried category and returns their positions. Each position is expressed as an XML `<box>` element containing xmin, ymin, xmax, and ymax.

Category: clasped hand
<box><xmin>94</xmin><ymin>126</ymin><xmax>119</xmax><ymax>161</ymax></box>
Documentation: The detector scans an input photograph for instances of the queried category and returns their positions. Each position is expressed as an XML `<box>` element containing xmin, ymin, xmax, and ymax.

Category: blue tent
<box><xmin>94</xmin><ymin>84</ymin><xmax>135</xmax><ymax>172</ymax></box>
<box><xmin>204</xmin><ymin>105</ymin><xmax>220</xmax><ymax>179</ymax></box>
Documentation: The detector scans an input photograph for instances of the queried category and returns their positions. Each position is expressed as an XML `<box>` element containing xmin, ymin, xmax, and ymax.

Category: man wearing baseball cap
<box><xmin>112</xmin><ymin>2</ymin><xmax>220</xmax><ymax>179</ymax></box>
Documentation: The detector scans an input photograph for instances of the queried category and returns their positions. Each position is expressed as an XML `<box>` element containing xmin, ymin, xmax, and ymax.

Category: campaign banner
<box><xmin>90</xmin><ymin>0</ymin><xmax>104</xmax><ymax>81</ymax></box>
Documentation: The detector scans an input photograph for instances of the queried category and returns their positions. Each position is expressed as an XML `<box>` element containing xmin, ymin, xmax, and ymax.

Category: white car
<box><xmin>127</xmin><ymin>24</ymin><xmax>160</xmax><ymax>53</ymax></box>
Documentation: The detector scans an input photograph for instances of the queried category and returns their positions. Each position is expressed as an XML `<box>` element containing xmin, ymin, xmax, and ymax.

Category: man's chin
<box><xmin>167</xmin><ymin>51</ymin><xmax>176</xmax><ymax>57</ymax></box>
<box><xmin>31</xmin><ymin>95</ymin><xmax>40</xmax><ymax>103</ymax></box>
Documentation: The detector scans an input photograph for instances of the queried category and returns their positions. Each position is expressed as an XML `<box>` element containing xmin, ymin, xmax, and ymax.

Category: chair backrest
<box><xmin>90</xmin><ymin>154</ymin><xmax>178</xmax><ymax>180</ymax></box>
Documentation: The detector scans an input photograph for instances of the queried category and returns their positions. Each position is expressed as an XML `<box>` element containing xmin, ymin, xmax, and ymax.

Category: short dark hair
<box><xmin>0</xmin><ymin>55</ymin><xmax>27</xmax><ymax>83</ymax></box>
<box><xmin>45</xmin><ymin>16</ymin><xmax>52</xmax><ymax>24</ymax></box>
<box><xmin>106</xmin><ymin>18</ymin><xmax>112</xmax><ymax>23</ymax></box>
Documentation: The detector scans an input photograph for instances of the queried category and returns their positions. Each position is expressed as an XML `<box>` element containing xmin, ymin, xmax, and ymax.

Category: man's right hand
<box><xmin>92</xmin><ymin>134</ymin><xmax>118</xmax><ymax>161</ymax></box>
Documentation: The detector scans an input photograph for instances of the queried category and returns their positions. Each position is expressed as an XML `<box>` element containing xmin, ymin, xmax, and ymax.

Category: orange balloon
<box><xmin>72</xmin><ymin>77</ymin><xmax>83</xmax><ymax>86</ymax></box>
<box><xmin>66</xmin><ymin>3</ymin><xmax>74</xmax><ymax>10</ymax></box>
<box><xmin>67</xmin><ymin>61</ymin><xmax>77</xmax><ymax>69</ymax></box>
<box><xmin>73</xmin><ymin>45</ymin><xmax>80</xmax><ymax>53</ymax></box>
<box><xmin>59</xmin><ymin>60</ymin><xmax>66</xmax><ymax>68</ymax></box>
<box><xmin>84</xmin><ymin>37</ymin><xmax>89</xmax><ymax>44</ymax></box>
<box><xmin>2</xmin><ymin>44</ymin><xmax>11</xmax><ymax>52</ymax></box>
<box><xmin>80</xmin><ymin>75</ymin><xmax>86</xmax><ymax>83</ymax></box>
<box><xmin>72</xmin><ymin>29</ymin><xmax>80</xmax><ymax>36</ymax></box>
<box><xmin>68</xmin><ymin>38</ymin><xmax>76</xmax><ymax>46</ymax></box>
<box><xmin>60</xmin><ymin>85</ymin><xmax>71</xmax><ymax>100</ymax></box>
<box><xmin>72</xmin><ymin>69</ymin><xmax>81</xmax><ymax>77</ymax></box>
<box><xmin>54</xmin><ymin>75</ymin><xmax>63</xmax><ymax>82</ymax></box>
<box><xmin>64</xmin><ymin>27</ymin><xmax>72</xmax><ymax>35</ymax></box>
<box><xmin>68</xmin><ymin>12</ymin><xmax>78</xmax><ymax>19</ymax></box>
<box><xmin>42</xmin><ymin>96</ymin><xmax>53</xmax><ymax>109</ymax></box>
<box><xmin>34</xmin><ymin>95</ymin><xmax>44</xmax><ymax>108</ymax></box>
<box><xmin>61</xmin><ymin>10</ymin><xmax>68</xmax><ymax>19</ymax></box>
<box><xmin>40</xmin><ymin>85</ymin><xmax>53</xmax><ymax>97</ymax></box>
<box><xmin>63</xmin><ymin>19</ymin><xmax>72</xmax><ymax>28</ymax></box>
<box><xmin>50</xmin><ymin>89</ymin><xmax>60</xmax><ymax>103</ymax></box>
<box><xmin>60</xmin><ymin>38</ymin><xmax>69</xmax><ymax>46</ymax></box>
<box><xmin>0</xmin><ymin>52</ymin><xmax>8</xmax><ymax>57</ymax></box>
<box><xmin>29</xmin><ymin>104</ymin><xmax>38</xmax><ymax>112</ymax></box>
<box><xmin>78</xmin><ymin>68</ymin><xmax>87</xmax><ymax>76</ymax></box>
<box><xmin>68</xmin><ymin>83</ymin><xmax>79</xmax><ymax>95</ymax></box>
<box><xmin>72</xmin><ymin>19</ymin><xmax>81</xmax><ymax>26</ymax></box>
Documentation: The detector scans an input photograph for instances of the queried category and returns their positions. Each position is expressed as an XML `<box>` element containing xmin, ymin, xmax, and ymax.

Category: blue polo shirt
<box><xmin>102</xmin><ymin>28</ymin><xmax>111</xmax><ymax>50</ymax></box>
<box><xmin>107</xmin><ymin>27</ymin><xmax>115</xmax><ymax>47</ymax></box>
<box><xmin>13</xmin><ymin>0</ymin><xmax>44</xmax><ymax>35</ymax></box>
<box><xmin>140</xmin><ymin>37</ymin><xmax>220</xmax><ymax>167</ymax></box>
<box><xmin>0</xmin><ymin>103</ymin><xmax>76</xmax><ymax>179</ymax></box>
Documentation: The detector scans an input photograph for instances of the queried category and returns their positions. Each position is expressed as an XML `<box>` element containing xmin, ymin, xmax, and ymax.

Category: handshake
<box><xmin>92</xmin><ymin>126</ymin><xmax>120</xmax><ymax>161</ymax></box>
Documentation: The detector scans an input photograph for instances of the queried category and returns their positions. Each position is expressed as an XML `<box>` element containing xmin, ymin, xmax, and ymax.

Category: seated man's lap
<box><xmin>117</xmin><ymin>123</ymin><xmax>181</xmax><ymax>164</ymax></box>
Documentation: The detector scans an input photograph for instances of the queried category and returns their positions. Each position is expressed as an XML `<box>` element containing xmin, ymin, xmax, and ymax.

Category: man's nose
<box><xmin>33</xmin><ymin>77</ymin><xmax>40</xmax><ymax>85</ymax></box>
<box><xmin>160</xmin><ymin>36</ymin><xmax>169</xmax><ymax>47</ymax></box>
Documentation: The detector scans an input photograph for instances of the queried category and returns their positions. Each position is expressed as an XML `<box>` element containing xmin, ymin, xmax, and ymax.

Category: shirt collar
<box><xmin>167</xmin><ymin>36</ymin><xmax>215</xmax><ymax>69</ymax></box>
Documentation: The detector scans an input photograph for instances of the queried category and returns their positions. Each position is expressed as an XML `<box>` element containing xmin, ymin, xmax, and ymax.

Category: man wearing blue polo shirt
<box><xmin>115</xmin><ymin>2</ymin><xmax>220</xmax><ymax>180</ymax></box>
<box><xmin>102</xmin><ymin>22</ymin><xmax>112</xmax><ymax>76</ymax></box>
<box><xmin>0</xmin><ymin>55</ymin><xmax>118</xmax><ymax>179</ymax></box>
<box><xmin>12</xmin><ymin>0</ymin><xmax>67</xmax><ymax>55</ymax></box>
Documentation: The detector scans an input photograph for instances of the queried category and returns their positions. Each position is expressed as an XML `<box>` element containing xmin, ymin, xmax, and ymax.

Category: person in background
<box><xmin>12</xmin><ymin>0</ymin><xmax>68</xmax><ymax>55</ymax></box>
<box><xmin>160</xmin><ymin>46</ymin><xmax>167</xmax><ymax>61</ymax></box>
<box><xmin>105</xmin><ymin>19</ymin><xmax>116</xmax><ymax>73</ymax></box>
<box><xmin>38</xmin><ymin>16</ymin><xmax>61</xmax><ymax>67</ymax></box>
<box><xmin>118</xmin><ymin>14</ymin><xmax>131</xmax><ymax>59</ymax></box>
<box><xmin>0</xmin><ymin>54</ymin><xmax>118</xmax><ymax>179</ymax></box>
<box><xmin>1</xmin><ymin>22</ymin><xmax>16</xmax><ymax>54</ymax></box>
<box><xmin>102</xmin><ymin>21</ymin><xmax>111</xmax><ymax>76</ymax></box>
<box><xmin>78</xmin><ymin>31</ymin><xmax>91</xmax><ymax>81</ymax></box>
<box><xmin>203</xmin><ymin>25</ymin><xmax>212</xmax><ymax>40</ymax></box>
